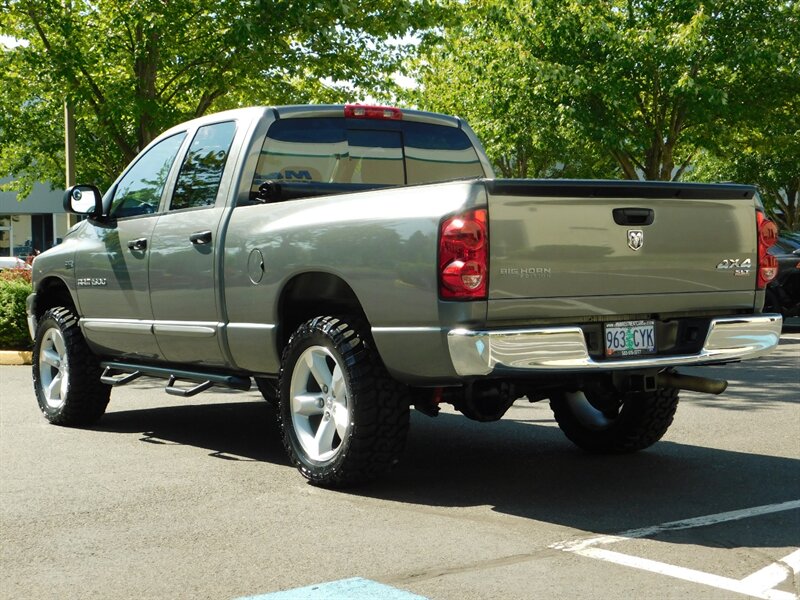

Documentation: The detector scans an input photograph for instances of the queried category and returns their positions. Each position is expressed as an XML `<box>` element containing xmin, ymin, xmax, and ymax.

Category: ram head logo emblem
<box><xmin>627</xmin><ymin>229</ymin><xmax>644</xmax><ymax>251</ymax></box>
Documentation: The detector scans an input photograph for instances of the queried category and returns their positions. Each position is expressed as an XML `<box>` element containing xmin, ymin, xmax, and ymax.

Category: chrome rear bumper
<box><xmin>447</xmin><ymin>314</ymin><xmax>783</xmax><ymax>376</ymax></box>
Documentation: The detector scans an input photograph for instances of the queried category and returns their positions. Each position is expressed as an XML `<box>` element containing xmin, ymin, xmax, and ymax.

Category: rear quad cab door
<box><xmin>149</xmin><ymin>120</ymin><xmax>238</xmax><ymax>366</ymax></box>
<box><xmin>75</xmin><ymin>132</ymin><xmax>187</xmax><ymax>360</ymax></box>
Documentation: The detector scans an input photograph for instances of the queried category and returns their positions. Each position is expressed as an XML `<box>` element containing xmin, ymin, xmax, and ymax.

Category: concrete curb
<box><xmin>0</xmin><ymin>351</ymin><xmax>32</xmax><ymax>366</ymax></box>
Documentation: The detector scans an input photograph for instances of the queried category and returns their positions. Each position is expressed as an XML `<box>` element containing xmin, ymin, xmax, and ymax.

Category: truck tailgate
<box><xmin>486</xmin><ymin>180</ymin><xmax>759</xmax><ymax>318</ymax></box>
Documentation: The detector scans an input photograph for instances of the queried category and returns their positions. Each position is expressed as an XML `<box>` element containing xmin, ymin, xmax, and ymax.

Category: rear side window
<box><xmin>402</xmin><ymin>121</ymin><xmax>485</xmax><ymax>185</ymax></box>
<box><xmin>111</xmin><ymin>133</ymin><xmax>186</xmax><ymax>218</ymax></box>
<box><xmin>171</xmin><ymin>121</ymin><xmax>237</xmax><ymax>210</ymax></box>
<box><xmin>251</xmin><ymin>117</ymin><xmax>483</xmax><ymax>195</ymax></box>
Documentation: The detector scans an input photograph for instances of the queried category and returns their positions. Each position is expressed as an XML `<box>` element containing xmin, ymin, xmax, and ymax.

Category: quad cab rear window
<box><xmin>251</xmin><ymin>117</ymin><xmax>484</xmax><ymax>197</ymax></box>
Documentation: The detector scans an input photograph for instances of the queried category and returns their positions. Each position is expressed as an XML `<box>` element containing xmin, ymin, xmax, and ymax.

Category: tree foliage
<box><xmin>0</xmin><ymin>267</ymin><xmax>33</xmax><ymax>350</ymax></box>
<box><xmin>413</xmin><ymin>0</ymin><xmax>798</xmax><ymax>185</ymax></box>
<box><xmin>409</xmin><ymin>3</ymin><xmax>617</xmax><ymax>179</ymax></box>
<box><xmin>692</xmin><ymin>2</ymin><xmax>800</xmax><ymax>231</ymax></box>
<box><xmin>693</xmin><ymin>109</ymin><xmax>800</xmax><ymax>232</ymax></box>
<box><xmin>0</xmin><ymin>0</ymin><xmax>433</xmax><ymax>196</ymax></box>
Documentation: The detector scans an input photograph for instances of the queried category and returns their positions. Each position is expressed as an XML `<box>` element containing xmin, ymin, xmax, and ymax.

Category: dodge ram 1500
<box><xmin>28</xmin><ymin>104</ymin><xmax>783</xmax><ymax>486</ymax></box>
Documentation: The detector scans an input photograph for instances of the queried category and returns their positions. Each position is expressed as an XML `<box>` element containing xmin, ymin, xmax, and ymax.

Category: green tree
<box><xmin>414</xmin><ymin>0</ymin><xmax>797</xmax><ymax>182</ymax></box>
<box><xmin>692</xmin><ymin>2</ymin><xmax>800</xmax><ymax>231</ymax></box>
<box><xmin>694</xmin><ymin>118</ymin><xmax>800</xmax><ymax>232</ymax></box>
<box><xmin>410</xmin><ymin>3</ymin><xmax>616</xmax><ymax>178</ymax></box>
<box><xmin>0</xmin><ymin>0</ymin><xmax>432</xmax><ymax>195</ymax></box>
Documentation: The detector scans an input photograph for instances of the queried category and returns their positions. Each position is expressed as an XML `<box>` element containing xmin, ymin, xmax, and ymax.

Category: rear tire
<box><xmin>255</xmin><ymin>377</ymin><xmax>279</xmax><ymax>408</ymax></box>
<box><xmin>278</xmin><ymin>316</ymin><xmax>410</xmax><ymax>487</ymax></box>
<box><xmin>32</xmin><ymin>307</ymin><xmax>111</xmax><ymax>426</ymax></box>
<box><xmin>550</xmin><ymin>386</ymin><xmax>679</xmax><ymax>453</ymax></box>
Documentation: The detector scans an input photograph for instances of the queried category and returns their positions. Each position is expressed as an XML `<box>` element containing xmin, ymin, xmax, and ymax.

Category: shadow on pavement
<box><xmin>681</xmin><ymin>334</ymin><xmax>800</xmax><ymax>410</ymax></box>
<box><xmin>362</xmin><ymin>411</ymin><xmax>800</xmax><ymax>548</ymax></box>
<box><xmin>96</xmin><ymin>399</ymin><xmax>288</xmax><ymax>464</ymax></box>
<box><xmin>782</xmin><ymin>318</ymin><xmax>800</xmax><ymax>334</ymax></box>
<box><xmin>87</xmin><ymin>328</ymin><xmax>799</xmax><ymax>550</ymax></box>
<box><xmin>93</xmin><ymin>395</ymin><xmax>800</xmax><ymax>551</ymax></box>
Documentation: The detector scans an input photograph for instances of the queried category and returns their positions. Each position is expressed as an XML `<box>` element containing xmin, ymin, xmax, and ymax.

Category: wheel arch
<box><xmin>276</xmin><ymin>271</ymin><xmax>369</xmax><ymax>355</ymax></box>
<box><xmin>33</xmin><ymin>276</ymin><xmax>77</xmax><ymax>321</ymax></box>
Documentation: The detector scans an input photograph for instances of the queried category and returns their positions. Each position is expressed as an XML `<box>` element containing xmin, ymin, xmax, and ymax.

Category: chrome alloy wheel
<box><xmin>289</xmin><ymin>345</ymin><xmax>351</xmax><ymax>462</ymax></box>
<box><xmin>564</xmin><ymin>391</ymin><xmax>616</xmax><ymax>430</ymax></box>
<box><xmin>38</xmin><ymin>327</ymin><xmax>69</xmax><ymax>410</ymax></box>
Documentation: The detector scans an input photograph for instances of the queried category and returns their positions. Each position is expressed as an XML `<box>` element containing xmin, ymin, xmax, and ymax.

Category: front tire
<box><xmin>278</xmin><ymin>316</ymin><xmax>410</xmax><ymax>487</ymax></box>
<box><xmin>550</xmin><ymin>385</ymin><xmax>679</xmax><ymax>453</ymax></box>
<box><xmin>32</xmin><ymin>307</ymin><xmax>111</xmax><ymax>426</ymax></box>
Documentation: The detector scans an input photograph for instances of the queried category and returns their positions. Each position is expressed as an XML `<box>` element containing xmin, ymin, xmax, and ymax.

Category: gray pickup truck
<box><xmin>27</xmin><ymin>104</ymin><xmax>783</xmax><ymax>486</ymax></box>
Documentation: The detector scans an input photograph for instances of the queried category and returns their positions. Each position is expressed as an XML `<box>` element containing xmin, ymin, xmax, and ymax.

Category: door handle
<box><xmin>190</xmin><ymin>230</ymin><xmax>212</xmax><ymax>245</ymax></box>
<box><xmin>613</xmin><ymin>208</ymin><xmax>654</xmax><ymax>226</ymax></box>
<box><xmin>127</xmin><ymin>238</ymin><xmax>148</xmax><ymax>251</ymax></box>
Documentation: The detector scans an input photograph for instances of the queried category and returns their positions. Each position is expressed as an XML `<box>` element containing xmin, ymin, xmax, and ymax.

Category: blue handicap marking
<box><xmin>236</xmin><ymin>577</ymin><xmax>429</xmax><ymax>600</ymax></box>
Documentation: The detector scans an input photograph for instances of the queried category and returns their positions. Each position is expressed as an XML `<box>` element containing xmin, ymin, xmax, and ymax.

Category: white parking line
<box><xmin>576</xmin><ymin>547</ymin><xmax>797</xmax><ymax>600</ymax></box>
<box><xmin>552</xmin><ymin>501</ymin><xmax>800</xmax><ymax>600</ymax></box>
<box><xmin>553</xmin><ymin>500</ymin><xmax>800</xmax><ymax>553</ymax></box>
<box><xmin>740</xmin><ymin>550</ymin><xmax>800</xmax><ymax>597</ymax></box>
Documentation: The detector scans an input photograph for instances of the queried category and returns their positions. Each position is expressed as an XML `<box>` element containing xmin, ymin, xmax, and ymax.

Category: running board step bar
<box><xmin>165</xmin><ymin>376</ymin><xmax>213</xmax><ymax>398</ymax></box>
<box><xmin>100</xmin><ymin>361</ymin><xmax>251</xmax><ymax>396</ymax></box>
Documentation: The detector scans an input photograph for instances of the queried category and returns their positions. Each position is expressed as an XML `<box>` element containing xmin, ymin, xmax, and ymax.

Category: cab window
<box><xmin>111</xmin><ymin>133</ymin><xmax>186</xmax><ymax>218</ymax></box>
<box><xmin>171</xmin><ymin>122</ymin><xmax>237</xmax><ymax>211</ymax></box>
<box><xmin>251</xmin><ymin>117</ymin><xmax>483</xmax><ymax>196</ymax></box>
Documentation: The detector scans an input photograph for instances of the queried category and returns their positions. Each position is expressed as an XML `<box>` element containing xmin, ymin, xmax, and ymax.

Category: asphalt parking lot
<box><xmin>1</xmin><ymin>329</ymin><xmax>798</xmax><ymax>600</ymax></box>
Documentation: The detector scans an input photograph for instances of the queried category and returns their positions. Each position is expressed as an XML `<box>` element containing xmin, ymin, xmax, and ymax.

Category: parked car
<box><xmin>0</xmin><ymin>257</ymin><xmax>31</xmax><ymax>271</ymax></box>
<box><xmin>765</xmin><ymin>234</ymin><xmax>800</xmax><ymax>317</ymax></box>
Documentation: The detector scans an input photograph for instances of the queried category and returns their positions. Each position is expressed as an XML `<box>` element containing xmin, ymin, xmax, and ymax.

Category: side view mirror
<box><xmin>63</xmin><ymin>184</ymin><xmax>103</xmax><ymax>217</ymax></box>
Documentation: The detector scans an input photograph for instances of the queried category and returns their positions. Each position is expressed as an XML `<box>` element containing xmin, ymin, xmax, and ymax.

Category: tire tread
<box><xmin>551</xmin><ymin>387</ymin><xmax>679</xmax><ymax>453</ymax></box>
<box><xmin>278</xmin><ymin>316</ymin><xmax>410</xmax><ymax>487</ymax></box>
<box><xmin>33</xmin><ymin>306</ymin><xmax>110</xmax><ymax>426</ymax></box>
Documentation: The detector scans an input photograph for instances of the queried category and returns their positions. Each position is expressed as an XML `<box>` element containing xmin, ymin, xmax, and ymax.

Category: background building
<box><xmin>0</xmin><ymin>179</ymin><xmax>75</xmax><ymax>260</ymax></box>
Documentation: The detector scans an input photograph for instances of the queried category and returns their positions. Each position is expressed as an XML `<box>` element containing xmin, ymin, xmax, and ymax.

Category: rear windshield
<box><xmin>251</xmin><ymin>117</ymin><xmax>484</xmax><ymax>194</ymax></box>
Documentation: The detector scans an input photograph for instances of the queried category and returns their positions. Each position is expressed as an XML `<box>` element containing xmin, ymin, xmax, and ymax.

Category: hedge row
<box><xmin>0</xmin><ymin>268</ymin><xmax>33</xmax><ymax>350</ymax></box>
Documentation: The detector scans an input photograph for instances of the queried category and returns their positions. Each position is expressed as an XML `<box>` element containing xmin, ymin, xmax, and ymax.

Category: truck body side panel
<box><xmin>222</xmin><ymin>181</ymin><xmax>487</xmax><ymax>374</ymax></box>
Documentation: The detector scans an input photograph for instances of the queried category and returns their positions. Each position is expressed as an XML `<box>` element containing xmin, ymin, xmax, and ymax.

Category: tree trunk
<box><xmin>610</xmin><ymin>149</ymin><xmax>640</xmax><ymax>180</ymax></box>
<box><xmin>134</xmin><ymin>24</ymin><xmax>160</xmax><ymax>151</ymax></box>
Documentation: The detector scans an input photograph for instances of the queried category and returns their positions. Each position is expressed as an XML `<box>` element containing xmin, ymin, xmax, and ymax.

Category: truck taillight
<box><xmin>439</xmin><ymin>209</ymin><xmax>488</xmax><ymax>299</ymax></box>
<box><xmin>344</xmin><ymin>104</ymin><xmax>403</xmax><ymax>120</ymax></box>
<box><xmin>757</xmin><ymin>211</ymin><xmax>778</xmax><ymax>289</ymax></box>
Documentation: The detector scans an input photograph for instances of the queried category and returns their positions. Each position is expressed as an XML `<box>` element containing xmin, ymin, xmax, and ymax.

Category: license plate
<box><xmin>604</xmin><ymin>320</ymin><xmax>656</xmax><ymax>357</ymax></box>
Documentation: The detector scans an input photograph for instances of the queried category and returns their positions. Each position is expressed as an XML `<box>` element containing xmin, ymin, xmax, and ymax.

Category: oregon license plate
<box><xmin>604</xmin><ymin>320</ymin><xmax>656</xmax><ymax>357</ymax></box>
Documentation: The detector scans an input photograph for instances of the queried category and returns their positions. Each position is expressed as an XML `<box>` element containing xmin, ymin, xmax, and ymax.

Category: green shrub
<box><xmin>0</xmin><ymin>269</ymin><xmax>33</xmax><ymax>350</ymax></box>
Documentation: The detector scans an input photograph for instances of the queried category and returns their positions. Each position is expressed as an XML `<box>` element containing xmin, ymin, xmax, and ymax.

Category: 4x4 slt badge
<box><xmin>716</xmin><ymin>258</ymin><xmax>752</xmax><ymax>276</ymax></box>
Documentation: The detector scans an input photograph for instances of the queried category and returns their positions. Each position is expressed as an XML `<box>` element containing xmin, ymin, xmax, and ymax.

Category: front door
<box><xmin>75</xmin><ymin>132</ymin><xmax>187</xmax><ymax>360</ymax></box>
